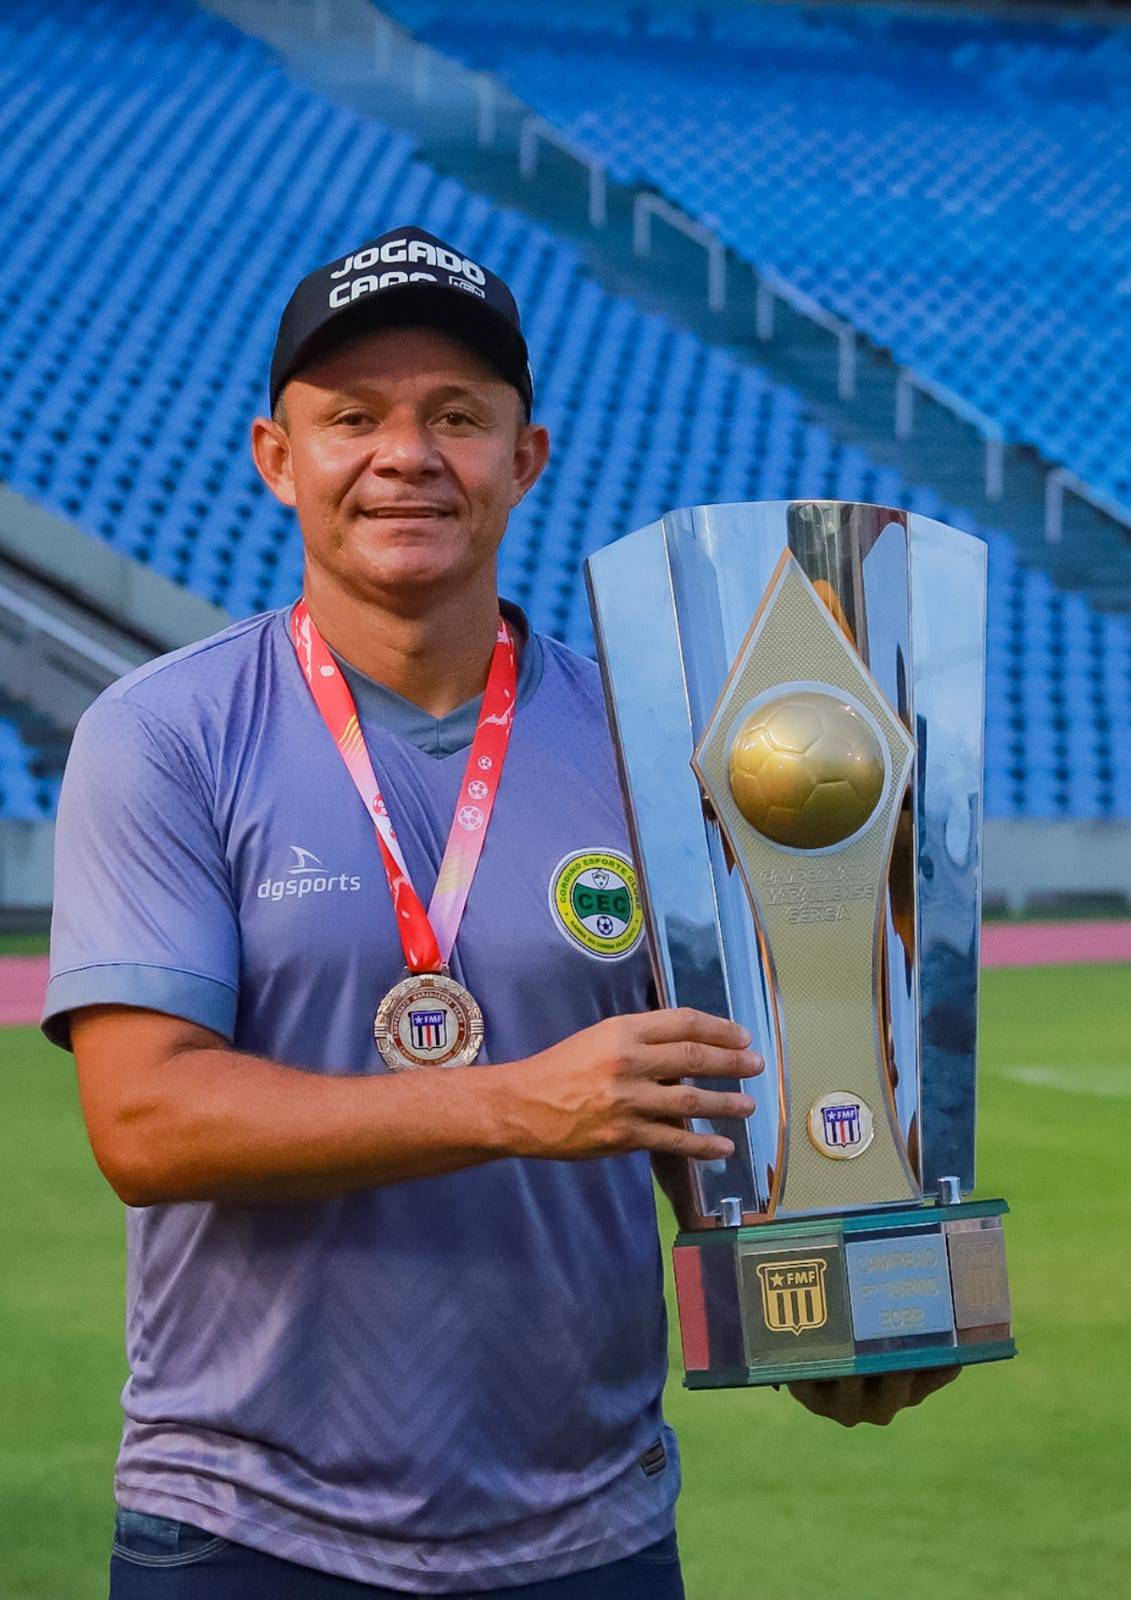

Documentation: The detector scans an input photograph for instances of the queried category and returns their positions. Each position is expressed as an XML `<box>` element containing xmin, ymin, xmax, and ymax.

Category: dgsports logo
<box><xmin>256</xmin><ymin>845</ymin><xmax>361</xmax><ymax>903</ymax></box>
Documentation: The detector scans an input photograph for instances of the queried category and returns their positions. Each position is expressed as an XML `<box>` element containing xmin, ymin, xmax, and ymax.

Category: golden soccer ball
<box><xmin>728</xmin><ymin>690</ymin><xmax>885</xmax><ymax>849</ymax></box>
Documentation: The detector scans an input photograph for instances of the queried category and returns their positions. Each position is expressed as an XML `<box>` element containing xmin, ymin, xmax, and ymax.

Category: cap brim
<box><xmin>272</xmin><ymin>282</ymin><xmax>531</xmax><ymax>415</ymax></box>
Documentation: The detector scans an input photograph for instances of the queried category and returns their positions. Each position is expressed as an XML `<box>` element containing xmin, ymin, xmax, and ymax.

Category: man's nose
<box><xmin>368</xmin><ymin>416</ymin><xmax>440</xmax><ymax>476</ymax></box>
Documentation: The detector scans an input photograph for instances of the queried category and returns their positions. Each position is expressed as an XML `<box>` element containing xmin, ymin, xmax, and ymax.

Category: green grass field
<box><xmin>2</xmin><ymin>964</ymin><xmax>1129</xmax><ymax>1598</ymax></box>
<box><xmin>0</xmin><ymin>932</ymin><xmax>49</xmax><ymax>955</ymax></box>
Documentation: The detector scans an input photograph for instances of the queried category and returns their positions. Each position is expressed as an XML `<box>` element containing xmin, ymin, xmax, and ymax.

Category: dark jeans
<box><xmin>109</xmin><ymin>1510</ymin><xmax>686</xmax><ymax>1600</ymax></box>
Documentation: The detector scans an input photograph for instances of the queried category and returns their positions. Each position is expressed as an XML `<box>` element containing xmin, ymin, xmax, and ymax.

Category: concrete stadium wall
<box><xmin>983</xmin><ymin>819</ymin><xmax>1131</xmax><ymax>915</ymax></box>
<box><xmin>0</xmin><ymin>820</ymin><xmax>53</xmax><ymax>921</ymax></box>
<box><xmin>0</xmin><ymin>485</ymin><xmax>229</xmax><ymax>657</ymax></box>
<box><xmin>0</xmin><ymin>485</ymin><xmax>231</xmax><ymax>762</ymax></box>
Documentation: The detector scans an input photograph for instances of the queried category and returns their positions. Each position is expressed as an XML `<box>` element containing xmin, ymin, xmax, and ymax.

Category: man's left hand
<box><xmin>787</xmin><ymin>1367</ymin><xmax>961</xmax><ymax>1428</ymax></box>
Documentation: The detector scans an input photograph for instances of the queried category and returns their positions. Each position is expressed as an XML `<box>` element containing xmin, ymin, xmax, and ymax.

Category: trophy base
<box><xmin>673</xmin><ymin>1198</ymin><xmax>1015</xmax><ymax>1390</ymax></box>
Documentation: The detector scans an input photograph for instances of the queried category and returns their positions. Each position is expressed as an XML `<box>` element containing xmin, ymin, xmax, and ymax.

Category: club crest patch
<box><xmin>549</xmin><ymin>848</ymin><xmax>645</xmax><ymax>960</ymax></box>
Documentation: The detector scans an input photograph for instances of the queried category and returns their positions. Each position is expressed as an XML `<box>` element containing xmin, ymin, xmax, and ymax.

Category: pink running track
<box><xmin>1</xmin><ymin>956</ymin><xmax>50</xmax><ymax>1028</ymax></box>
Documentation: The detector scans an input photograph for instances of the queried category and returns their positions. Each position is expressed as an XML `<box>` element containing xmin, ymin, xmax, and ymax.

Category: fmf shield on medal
<box><xmin>586</xmin><ymin>501</ymin><xmax>1015</xmax><ymax>1387</ymax></box>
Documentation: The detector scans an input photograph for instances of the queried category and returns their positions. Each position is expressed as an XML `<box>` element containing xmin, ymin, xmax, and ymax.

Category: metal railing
<box><xmin>895</xmin><ymin>368</ymin><xmax>1005</xmax><ymax>501</ymax></box>
<box><xmin>756</xmin><ymin>268</ymin><xmax>857</xmax><ymax>400</ymax></box>
<box><xmin>519</xmin><ymin>117</ymin><xmax>607</xmax><ymax>228</ymax></box>
<box><xmin>631</xmin><ymin>193</ymin><xmax>725</xmax><ymax>312</ymax></box>
<box><xmin>1045</xmin><ymin>466</ymin><xmax>1131</xmax><ymax>546</ymax></box>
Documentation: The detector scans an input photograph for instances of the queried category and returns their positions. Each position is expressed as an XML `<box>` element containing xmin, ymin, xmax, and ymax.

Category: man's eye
<box><xmin>437</xmin><ymin>410</ymin><xmax>476</xmax><ymax>427</ymax></box>
<box><xmin>337</xmin><ymin>411</ymin><xmax>371</xmax><ymax>426</ymax></box>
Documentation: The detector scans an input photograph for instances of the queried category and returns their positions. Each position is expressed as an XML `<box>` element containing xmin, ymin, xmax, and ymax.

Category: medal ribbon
<box><xmin>289</xmin><ymin>598</ymin><xmax>517</xmax><ymax>974</ymax></box>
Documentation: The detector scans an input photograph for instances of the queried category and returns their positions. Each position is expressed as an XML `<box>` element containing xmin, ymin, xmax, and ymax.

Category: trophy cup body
<box><xmin>586</xmin><ymin>501</ymin><xmax>1015</xmax><ymax>1387</ymax></box>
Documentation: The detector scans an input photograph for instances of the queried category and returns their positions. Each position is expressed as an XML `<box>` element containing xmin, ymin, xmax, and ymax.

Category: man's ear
<box><xmin>511</xmin><ymin>422</ymin><xmax>550</xmax><ymax>508</ymax></box>
<box><xmin>250</xmin><ymin>415</ymin><xmax>297</xmax><ymax>509</ymax></box>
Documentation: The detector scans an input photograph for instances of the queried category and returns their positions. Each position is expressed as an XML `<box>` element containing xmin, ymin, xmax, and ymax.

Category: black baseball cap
<box><xmin>269</xmin><ymin>225</ymin><xmax>534</xmax><ymax>419</ymax></box>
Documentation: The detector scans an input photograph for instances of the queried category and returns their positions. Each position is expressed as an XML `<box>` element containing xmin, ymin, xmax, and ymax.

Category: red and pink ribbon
<box><xmin>290</xmin><ymin>598</ymin><xmax>516</xmax><ymax>974</ymax></box>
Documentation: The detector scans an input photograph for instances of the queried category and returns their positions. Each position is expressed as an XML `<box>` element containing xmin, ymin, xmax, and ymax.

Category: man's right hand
<box><xmin>495</xmin><ymin>1008</ymin><xmax>761</xmax><ymax>1163</ymax></box>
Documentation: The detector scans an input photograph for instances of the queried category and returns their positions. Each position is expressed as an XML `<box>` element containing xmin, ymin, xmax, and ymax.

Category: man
<box><xmin>45</xmin><ymin>226</ymin><xmax>953</xmax><ymax>1599</ymax></box>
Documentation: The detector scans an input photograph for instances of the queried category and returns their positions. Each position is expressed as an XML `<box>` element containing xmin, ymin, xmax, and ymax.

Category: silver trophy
<box><xmin>587</xmin><ymin>501</ymin><xmax>1014</xmax><ymax>1387</ymax></box>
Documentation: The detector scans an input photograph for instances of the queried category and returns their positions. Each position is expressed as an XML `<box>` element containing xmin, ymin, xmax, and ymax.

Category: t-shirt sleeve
<box><xmin>42</xmin><ymin>693</ymin><xmax>240</xmax><ymax>1051</ymax></box>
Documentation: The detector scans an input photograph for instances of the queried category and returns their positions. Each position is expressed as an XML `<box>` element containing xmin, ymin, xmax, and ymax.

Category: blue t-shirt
<box><xmin>44</xmin><ymin>601</ymin><xmax>678</xmax><ymax>1593</ymax></box>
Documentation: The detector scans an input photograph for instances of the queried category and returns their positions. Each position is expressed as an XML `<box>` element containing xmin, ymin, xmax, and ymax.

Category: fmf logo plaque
<box><xmin>756</xmin><ymin>1258</ymin><xmax>828</xmax><ymax>1336</ymax></box>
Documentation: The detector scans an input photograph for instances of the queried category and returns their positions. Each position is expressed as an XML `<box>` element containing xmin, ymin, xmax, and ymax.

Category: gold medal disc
<box><xmin>374</xmin><ymin>970</ymin><xmax>484</xmax><ymax>1071</ymax></box>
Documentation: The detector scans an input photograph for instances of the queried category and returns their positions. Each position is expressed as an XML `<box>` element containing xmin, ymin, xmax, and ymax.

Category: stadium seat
<box><xmin>0</xmin><ymin>715</ymin><xmax>53</xmax><ymax>821</ymax></box>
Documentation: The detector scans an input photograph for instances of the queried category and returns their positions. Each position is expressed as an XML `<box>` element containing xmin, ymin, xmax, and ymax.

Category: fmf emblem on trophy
<box><xmin>587</xmin><ymin>501</ymin><xmax>1015</xmax><ymax>1388</ymax></box>
<box><xmin>757</xmin><ymin>1260</ymin><xmax>828</xmax><ymax>1337</ymax></box>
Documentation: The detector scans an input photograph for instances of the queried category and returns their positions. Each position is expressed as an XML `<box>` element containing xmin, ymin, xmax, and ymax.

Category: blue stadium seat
<box><xmin>0</xmin><ymin>715</ymin><xmax>53</xmax><ymax>821</ymax></box>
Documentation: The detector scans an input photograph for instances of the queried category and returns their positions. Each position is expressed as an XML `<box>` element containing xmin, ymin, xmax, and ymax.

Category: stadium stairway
<box><xmin>0</xmin><ymin>0</ymin><xmax>1128</xmax><ymax>846</ymax></box>
<box><xmin>355</xmin><ymin>0</ymin><xmax>1131</xmax><ymax>605</ymax></box>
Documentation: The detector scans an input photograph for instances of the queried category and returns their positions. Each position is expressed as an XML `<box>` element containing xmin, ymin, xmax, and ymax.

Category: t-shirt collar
<box><xmin>324</xmin><ymin>598</ymin><xmax>544</xmax><ymax>759</ymax></box>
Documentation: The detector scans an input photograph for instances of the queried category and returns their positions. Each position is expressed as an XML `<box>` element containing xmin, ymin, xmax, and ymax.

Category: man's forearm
<box><xmin>99</xmin><ymin>1043</ymin><xmax>523</xmax><ymax>1206</ymax></box>
<box><xmin>75</xmin><ymin>1003</ymin><xmax>757</xmax><ymax>1206</ymax></box>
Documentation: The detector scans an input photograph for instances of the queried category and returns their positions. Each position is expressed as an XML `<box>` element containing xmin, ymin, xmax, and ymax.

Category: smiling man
<box><xmin>43</xmin><ymin>226</ymin><xmax>764</xmax><ymax>1599</ymax></box>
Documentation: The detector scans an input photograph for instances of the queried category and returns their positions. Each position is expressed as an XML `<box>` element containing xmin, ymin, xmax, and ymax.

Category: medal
<box><xmin>374</xmin><ymin>969</ymin><xmax>485</xmax><ymax>1071</ymax></box>
<box><xmin>289</xmin><ymin>598</ymin><xmax>517</xmax><ymax>1070</ymax></box>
